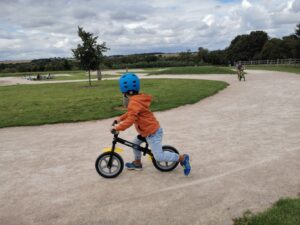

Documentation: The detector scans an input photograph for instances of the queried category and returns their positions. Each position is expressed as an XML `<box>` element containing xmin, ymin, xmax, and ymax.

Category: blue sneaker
<box><xmin>181</xmin><ymin>154</ymin><xmax>191</xmax><ymax>176</ymax></box>
<box><xmin>125</xmin><ymin>162</ymin><xmax>143</xmax><ymax>170</ymax></box>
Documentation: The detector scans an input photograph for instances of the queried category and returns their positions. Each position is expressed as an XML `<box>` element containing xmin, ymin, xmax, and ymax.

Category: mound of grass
<box><xmin>233</xmin><ymin>197</ymin><xmax>300</xmax><ymax>225</ymax></box>
<box><xmin>246</xmin><ymin>65</ymin><xmax>300</xmax><ymax>74</ymax></box>
<box><xmin>0</xmin><ymin>70</ymin><xmax>121</xmax><ymax>81</ymax></box>
<box><xmin>0</xmin><ymin>70</ymin><xmax>85</xmax><ymax>78</ymax></box>
<box><xmin>0</xmin><ymin>79</ymin><xmax>228</xmax><ymax>128</ymax></box>
<box><xmin>150</xmin><ymin>66</ymin><xmax>235</xmax><ymax>75</ymax></box>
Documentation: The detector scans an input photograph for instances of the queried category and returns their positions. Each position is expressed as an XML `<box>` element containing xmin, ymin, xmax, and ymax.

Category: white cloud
<box><xmin>242</xmin><ymin>0</ymin><xmax>252</xmax><ymax>9</ymax></box>
<box><xmin>203</xmin><ymin>15</ymin><xmax>215</xmax><ymax>27</ymax></box>
<box><xmin>54</xmin><ymin>38</ymin><xmax>69</xmax><ymax>48</ymax></box>
<box><xmin>283</xmin><ymin>0</ymin><xmax>293</xmax><ymax>12</ymax></box>
<box><xmin>0</xmin><ymin>0</ymin><xmax>299</xmax><ymax>60</ymax></box>
<box><xmin>291</xmin><ymin>0</ymin><xmax>300</xmax><ymax>12</ymax></box>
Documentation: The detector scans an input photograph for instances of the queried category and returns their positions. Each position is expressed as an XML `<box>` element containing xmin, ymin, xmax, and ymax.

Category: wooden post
<box><xmin>88</xmin><ymin>70</ymin><xmax>91</xmax><ymax>86</ymax></box>
<box><xmin>97</xmin><ymin>69</ymin><xmax>102</xmax><ymax>80</ymax></box>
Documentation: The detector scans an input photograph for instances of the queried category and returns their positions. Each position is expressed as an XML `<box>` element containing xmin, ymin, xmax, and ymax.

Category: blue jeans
<box><xmin>132</xmin><ymin>128</ymin><xmax>179</xmax><ymax>162</ymax></box>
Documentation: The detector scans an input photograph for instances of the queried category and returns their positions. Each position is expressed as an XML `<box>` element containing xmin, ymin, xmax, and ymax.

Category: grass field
<box><xmin>246</xmin><ymin>65</ymin><xmax>300</xmax><ymax>74</ymax></box>
<box><xmin>150</xmin><ymin>66</ymin><xmax>235</xmax><ymax>75</ymax></box>
<box><xmin>233</xmin><ymin>197</ymin><xmax>300</xmax><ymax>225</ymax></box>
<box><xmin>0</xmin><ymin>79</ymin><xmax>228</xmax><ymax>128</ymax></box>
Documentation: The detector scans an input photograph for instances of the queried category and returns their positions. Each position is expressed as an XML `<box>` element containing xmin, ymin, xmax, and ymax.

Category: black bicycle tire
<box><xmin>95</xmin><ymin>152</ymin><xmax>124</xmax><ymax>178</ymax></box>
<box><xmin>152</xmin><ymin>145</ymin><xmax>180</xmax><ymax>172</ymax></box>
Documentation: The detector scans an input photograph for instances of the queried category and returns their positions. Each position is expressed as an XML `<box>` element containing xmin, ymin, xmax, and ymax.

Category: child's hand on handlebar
<box><xmin>110</xmin><ymin>120</ymin><xmax>119</xmax><ymax>134</ymax></box>
<box><xmin>110</xmin><ymin>127</ymin><xmax>119</xmax><ymax>134</ymax></box>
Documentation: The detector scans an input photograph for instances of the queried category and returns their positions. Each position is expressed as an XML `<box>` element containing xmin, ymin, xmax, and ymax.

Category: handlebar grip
<box><xmin>112</xmin><ymin>120</ymin><xmax>118</xmax><ymax>126</ymax></box>
<box><xmin>111</xmin><ymin>129</ymin><xmax>119</xmax><ymax>135</ymax></box>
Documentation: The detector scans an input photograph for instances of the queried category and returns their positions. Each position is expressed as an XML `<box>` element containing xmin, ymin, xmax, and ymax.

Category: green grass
<box><xmin>233</xmin><ymin>197</ymin><xmax>300</xmax><ymax>225</ymax></box>
<box><xmin>0</xmin><ymin>79</ymin><xmax>228</xmax><ymax>128</ymax></box>
<box><xmin>150</xmin><ymin>66</ymin><xmax>235</xmax><ymax>75</ymax></box>
<box><xmin>246</xmin><ymin>65</ymin><xmax>300</xmax><ymax>74</ymax></box>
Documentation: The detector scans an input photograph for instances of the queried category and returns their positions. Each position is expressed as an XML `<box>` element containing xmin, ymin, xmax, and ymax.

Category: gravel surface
<box><xmin>0</xmin><ymin>70</ymin><xmax>299</xmax><ymax>225</ymax></box>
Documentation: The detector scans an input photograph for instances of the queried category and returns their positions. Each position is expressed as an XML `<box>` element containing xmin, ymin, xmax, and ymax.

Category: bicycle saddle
<box><xmin>137</xmin><ymin>135</ymin><xmax>147</xmax><ymax>143</ymax></box>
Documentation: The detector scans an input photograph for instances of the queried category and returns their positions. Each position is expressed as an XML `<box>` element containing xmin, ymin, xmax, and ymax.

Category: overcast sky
<box><xmin>0</xmin><ymin>0</ymin><xmax>299</xmax><ymax>60</ymax></box>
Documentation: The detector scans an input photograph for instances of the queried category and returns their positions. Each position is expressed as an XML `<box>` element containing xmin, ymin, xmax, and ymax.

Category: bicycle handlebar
<box><xmin>112</xmin><ymin>120</ymin><xmax>118</xmax><ymax>126</ymax></box>
<box><xmin>111</xmin><ymin>120</ymin><xmax>119</xmax><ymax>135</ymax></box>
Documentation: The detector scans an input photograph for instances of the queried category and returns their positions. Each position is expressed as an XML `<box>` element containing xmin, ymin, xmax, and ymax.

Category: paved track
<box><xmin>0</xmin><ymin>70</ymin><xmax>299</xmax><ymax>225</ymax></box>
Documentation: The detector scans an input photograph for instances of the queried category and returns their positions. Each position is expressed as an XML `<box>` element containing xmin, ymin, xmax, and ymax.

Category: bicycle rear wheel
<box><xmin>241</xmin><ymin>72</ymin><xmax>246</xmax><ymax>81</ymax></box>
<box><xmin>152</xmin><ymin>145</ymin><xmax>179</xmax><ymax>172</ymax></box>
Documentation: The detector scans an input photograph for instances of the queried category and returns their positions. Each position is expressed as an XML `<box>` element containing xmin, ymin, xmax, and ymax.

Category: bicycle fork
<box><xmin>107</xmin><ymin>140</ymin><xmax>117</xmax><ymax>169</ymax></box>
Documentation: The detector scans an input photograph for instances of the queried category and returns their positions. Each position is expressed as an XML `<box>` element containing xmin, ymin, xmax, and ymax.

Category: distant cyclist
<box><xmin>236</xmin><ymin>62</ymin><xmax>246</xmax><ymax>81</ymax></box>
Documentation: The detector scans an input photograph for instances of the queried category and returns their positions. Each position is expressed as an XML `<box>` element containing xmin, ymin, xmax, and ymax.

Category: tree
<box><xmin>260</xmin><ymin>38</ymin><xmax>289</xmax><ymax>59</ymax></box>
<box><xmin>226</xmin><ymin>34</ymin><xmax>249</xmax><ymax>61</ymax></box>
<box><xmin>207</xmin><ymin>50</ymin><xmax>227</xmax><ymax>65</ymax></box>
<box><xmin>226</xmin><ymin>31</ymin><xmax>268</xmax><ymax>61</ymax></box>
<box><xmin>281</xmin><ymin>37</ymin><xmax>300</xmax><ymax>58</ymax></box>
<box><xmin>294</xmin><ymin>23</ymin><xmax>300</xmax><ymax>57</ymax></box>
<box><xmin>179</xmin><ymin>49</ymin><xmax>192</xmax><ymax>64</ymax></box>
<box><xmin>72</xmin><ymin>26</ymin><xmax>109</xmax><ymax>86</ymax></box>
<box><xmin>248</xmin><ymin>31</ymin><xmax>269</xmax><ymax>59</ymax></box>
<box><xmin>295</xmin><ymin>23</ymin><xmax>300</xmax><ymax>38</ymax></box>
<box><xmin>197</xmin><ymin>47</ymin><xmax>209</xmax><ymax>63</ymax></box>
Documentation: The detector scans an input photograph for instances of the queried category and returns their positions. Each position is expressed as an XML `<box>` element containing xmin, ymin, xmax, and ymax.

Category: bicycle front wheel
<box><xmin>95</xmin><ymin>152</ymin><xmax>124</xmax><ymax>178</ymax></box>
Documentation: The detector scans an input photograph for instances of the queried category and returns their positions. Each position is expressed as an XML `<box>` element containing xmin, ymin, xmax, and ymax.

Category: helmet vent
<box><xmin>119</xmin><ymin>73</ymin><xmax>140</xmax><ymax>94</ymax></box>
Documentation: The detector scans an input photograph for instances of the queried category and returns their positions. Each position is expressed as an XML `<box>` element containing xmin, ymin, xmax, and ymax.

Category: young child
<box><xmin>112</xmin><ymin>73</ymin><xmax>191</xmax><ymax>176</ymax></box>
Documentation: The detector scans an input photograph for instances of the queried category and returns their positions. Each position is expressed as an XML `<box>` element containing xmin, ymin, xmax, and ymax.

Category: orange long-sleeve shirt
<box><xmin>115</xmin><ymin>94</ymin><xmax>160</xmax><ymax>137</ymax></box>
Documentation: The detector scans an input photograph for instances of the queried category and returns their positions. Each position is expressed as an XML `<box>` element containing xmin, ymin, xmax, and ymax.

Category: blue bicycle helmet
<box><xmin>119</xmin><ymin>73</ymin><xmax>140</xmax><ymax>94</ymax></box>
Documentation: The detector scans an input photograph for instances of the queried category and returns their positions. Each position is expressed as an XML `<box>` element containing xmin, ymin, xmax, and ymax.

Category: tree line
<box><xmin>105</xmin><ymin>23</ymin><xmax>300</xmax><ymax>67</ymax></box>
<box><xmin>0</xmin><ymin>58</ymin><xmax>80</xmax><ymax>73</ymax></box>
<box><xmin>107</xmin><ymin>23</ymin><xmax>300</xmax><ymax>67</ymax></box>
<box><xmin>209</xmin><ymin>23</ymin><xmax>300</xmax><ymax>65</ymax></box>
<box><xmin>0</xmin><ymin>23</ymin><xmax>299</xmax><ymax>73</ymax></box>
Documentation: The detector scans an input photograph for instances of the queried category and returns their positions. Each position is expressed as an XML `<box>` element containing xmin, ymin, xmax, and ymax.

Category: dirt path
<box><xmin>0</xmin><ymin>70</ymin><xmax>299</xmax><ymax>225</ymax></box>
